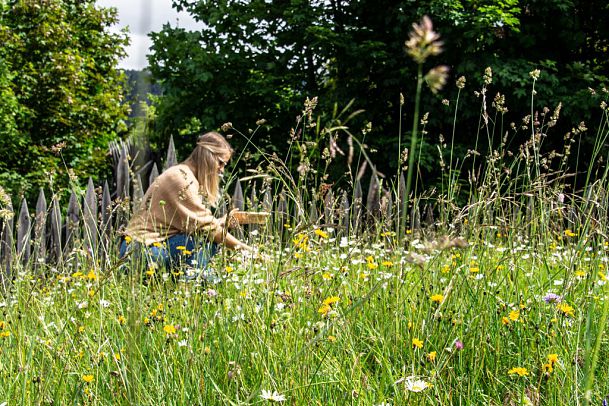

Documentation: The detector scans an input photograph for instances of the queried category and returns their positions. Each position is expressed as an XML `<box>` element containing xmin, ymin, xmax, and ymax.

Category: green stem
<box><xmin>405</xmin><ymin>63</ymin><xmax>423</xmax><ymax>209</ymax></box>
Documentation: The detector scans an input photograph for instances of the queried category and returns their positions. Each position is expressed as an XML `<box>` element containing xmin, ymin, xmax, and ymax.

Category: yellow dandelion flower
<box><xmin>314</xmin><ymin>228</ymin><xmax>329</xmax><ymax>239</ymax></box>
<box><xmin>327</xmin><ymin>335</ymin><xmax>337</xmax><ymax>343</ymax></box>
<box><xmin>575</xmin><ymin>270</ymin><xmax>586</xmax><ymax>279</ymax></box>
<box><xmin>547</xmin><ymin>353</ymin><xmax>559</xmax><ymax>365</ymax></box>
<box><xmin>557</xmin><ymin>302</ymin><xmax>575</xmax><ymax>317</ymax></box>
<box><xmin>124</xmin><ymin>235</ymin><xmax>132</xmax><ymax>244</ymax></box>
<box><xmin>87</xmin><ymin>270</ymin><xmax>97</xmax><ymax>281</ymax></box>
<box><xmin>163</xmin><ymin>324</ymin><xmax>177</xmax><ymax>335</ymax></box>
<box><xmin>502</xmin><ymin>316</ymin><xmax>510</xmax><ymax>326</ymax></box>
<box><xmin>321</xmin><ymin>272</ymin><xmax>333</xmax><ymax>280</ymax></box>
<box><xmin>225</xmin><ymin>266</ymin><xmax>233</xmax><ymax>274</ymax></box>
<box><xmin>412</xmin><ymin>338</ymin><xmax>424</xmax><ymax>349</ymax></box>
<box><xmin>82</xmin><ymin>374</ymin><xmax>94</xmax><ymax>383</ymax></box>
<box><xmin>430</xmin><ymin>294</ymin><xmax>444</xmax><ymax>303</ymax></box>
<box><xmin>381</xmin><ymin>261</ymin><xmax>394</xmax><ymax>267</ymax></box>
<box><xmin>469</xmin><ymin>267</ymin><xmax>480</xmax><ymax>273</ymax></box>
<box><xmin>318</xmin><ymin>304</ymin><xmax>331</xmax><ymax>317</ymax></box>
<box><xmin>117</xmin><ymin>315</ymin><xmax>126</xmax><ymax>325</ymax></box>
<box><xmin>508</xmin><ymin>310</ymin><xmax>520</xmax><ymax>322</ymax></box>
<box><xmin>508</xmin><ymin>367</ymin><xmax>528</xmax><ymax>377</ymax></box>
<box><xmin>564</xmin><ymin>229</ymin><xmax>576</xmax><ymax>237</ymax></box>
<box><xmin>426</xmin><ymin>351</ymin><xmax>437</xmax><ymax>362</ymax></box>
<box><xmin>176</xmin><ymin>245</ymin><xmax>186</xmax><ymax>251</ymax></box>
<box><xmin>323</xmin><ymin>296</ymin><xmax>340</xmax><ymax>306</ymax></box>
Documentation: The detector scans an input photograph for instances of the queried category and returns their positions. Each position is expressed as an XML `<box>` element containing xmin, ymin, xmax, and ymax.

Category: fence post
<box><xmin>116</xmin><ymin>146</ymin><xmax>130</xmax><ymax>200</ymax></box>
<box><xmin>83</xmin><ymin>178</ymin><xmax>98</xmax><ymax>258</ymax></box>
<box><xmin>65</xmin><ymin>190</ymin><xmax>81</xmax><ymax>256</ymax></box>
<box><xmin>164</xmin><ymin>135</ymin><xmax>177</xmax><ymax>171</ymax></box>
<box><xmin>149</xmin><ymin>162</ymin><xmax>159</xmax><ymax>186</ymax></box>
<box><xmin>50</xmin><ymin>196</ymin><xmax>62</xmax><ymax>263</ymax></box>
<box><xmin>17</xmin><ymin>198</ymin><xmax>31</xmax><ymax>265</ymax></box>
<box><xmin>34</xmin><ymin>188</ymin><xmax>47</xmax><ymax>269</ymax></box>
<box><xmin>100</xmin><ymin>180</ymin><xmax>113</xmax><ymax>266</ymax></box>
<box><xmin>0</xmin><ymin>200</ymin><xmax>14</xmax><ymax>286</ymax></box>
<box><xmin>232</xmin><ymin>180</ymin><xmax>244</xmax><ymax>211</ymax></box>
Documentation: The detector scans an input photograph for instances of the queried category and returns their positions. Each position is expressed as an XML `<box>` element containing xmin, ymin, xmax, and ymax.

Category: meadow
<box><xmin>2</xmin><ymin>17</ymin><xmax>609</xmax><ymax>406</ymax></box>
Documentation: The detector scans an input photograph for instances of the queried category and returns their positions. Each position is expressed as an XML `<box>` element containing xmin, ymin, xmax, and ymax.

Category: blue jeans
<box><xmin>119</xmin><ymin>234</ymin><xmax>218</xmax><ymax>272</ymax></box>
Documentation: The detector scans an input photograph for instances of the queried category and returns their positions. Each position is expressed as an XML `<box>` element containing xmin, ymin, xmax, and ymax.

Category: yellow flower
<box><xmin>366</xmin><ymin>255</ymin><xmax>378</xmax><ymax>270</ymax></box>
<box><xmin>381</xmin><ymin>261</ymin><xmax>394</xmax><ymax>267</ymax></box>
<box><xmin>152</xmin><ymin>242</ymin><xmax>163</xmax><ymax>248</ymax></box>
<box><xmin>426</xmin><ymin>351</ymin><xmax>437</xmax><ymax>362</ymax></box>
<box><xmin>323</xmin><ymin>296</ymin><xmax>340</xmax><ymax>306</ymax></box>
<box><xmin>124</xmin><ymin>235</ymin><xmax>132</xmax><ymax>244</ymax></box>
<box><xmin>564</xmin><ymin>229</ymin><xmax>576</xmax><ymax>237</ymax></box>
<box><xmin>117</xmin><ymin>315</ymin><xmax>126</xmax><ymax>325</ymax></box>
<box><xmin>598</xmin><ymin>271</ymin><xmax>607</xmax><ymax>281</ymax></box>
<box><xmin>469</xmin><ymin>267</ymin><xmax>480</xmax><ymax>273</ymax></box>
<box><xmin>225</xmin><ymin>266</ymin><xmax>234</xmax><ymax>274</ymax></box>
<box><xmin>114</xmin><ymin>352</ymin><xmax>121</xmax><ymax>361</ymax></box>
<box><xmin>82</xmin><ymin>374</ymin><xmax>94</xmax><ymax>383</ymax></box>
<box><xmin>575</xmin><ymin>270</ymin><xmax>586</xmax><ymax>279</ymax></box>
<box><xmin>176</xmin><ymin>245</ymin><xmax>186</xmax><ymax>251</ymax></box>
<box><xmin>508</xmin><ymin>310</ymin><xmax>520</xmax><ymax>322</ymax></box>
<box><xmin>163</xmin><ymin>324</ymin><xmax>177</xmax><ymax>335</ymax></box>
<box><xmin>508</xmin><ymin>367</ymin><xmax>528</xmax><ymax>377</ymax></box>
<box><xmin>87</xmin><ymin>270</ymin><xmax>97</xmax><ymax>281</ymax></box>
<box><xmin>430</xmin><ymin>294</ymin><xmax>443</xmax><ymax>303</ymax></box>
<box><xmin>441</xmin><ymin>264</ymin><xmax>450</xmax><ymax>273</ymax></box>
<box><xmin>0</xmin><ymin>331</ymin><xmax>10</xmax><ymax>338</ymax></box>
<box><xmin>321</xmin><ymin>272</ymin><xmax>333</xmax><ymax>280</ymax></box>
<box><xmin>72</xmin><ymin>271</ymin><xmax>84</xmax><ymax>278</ymax></box>
<box><xmin>501</xmin><ymin>316</ymin><xmax>510</xmax><ymax>326</ymax></box>
<box><xmin>542</xmin><ymin>362</ymin><xmax>553</xmax><ymax>374</ymax></box>
<box><xmin>314</xmin><ymin>228</ymin><xmax>329</xmax><ymax>239</ymax></box>
<box><xmin>318</xmin><ymin>304</ymin><xmax>332</xmax><ymax>317</ymax></box>
<box><xmin>547</xmin><ymin>353</ymin><xmax>559</xmax><ymax>365</ymax></box>
<box><xmin>557</xmin><ymin>302</ymin><xmax>575</xmax><ymax>317</ymax></box>
<box><xmin>146</xmin><ymin>268</ymin><xmax>155</xmax><ymax>277</ymax></box>
<box><xmin>412</xmin><ymin>338</ymin><xmax>424</xmax><ymax>349</ymax></box>
<box><xmin>327</xmin><ymin>335</ymin><xmax>336</xmax><ymax>343</ymax></box>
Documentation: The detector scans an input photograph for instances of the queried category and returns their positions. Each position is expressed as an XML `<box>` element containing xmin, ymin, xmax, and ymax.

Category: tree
<box><xmin>0</xmin><ymin>0</ymin><xmax>130</xmax><ymax>201</ymax></box>
<box><xmin>148</xmin><ymin>0</ymin><xmax>609</xmax><ymax>185</ymax></box>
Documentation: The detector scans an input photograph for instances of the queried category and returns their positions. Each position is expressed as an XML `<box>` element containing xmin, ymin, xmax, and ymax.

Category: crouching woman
<box><xmin>120</xmin><ymin>131</ymin><xmax>251</xmax><ymax>278</ymax></box>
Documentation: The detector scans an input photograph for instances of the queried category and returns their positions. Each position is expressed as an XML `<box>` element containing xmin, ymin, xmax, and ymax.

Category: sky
<box><xmin>97</xmin><ymin>0</ymin><xmax>202</xmax><ymax>70</ymax></box>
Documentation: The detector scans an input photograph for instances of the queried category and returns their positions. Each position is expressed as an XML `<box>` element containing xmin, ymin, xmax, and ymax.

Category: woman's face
<box><xmin>216</xmin><ymin>154</ymin><xmax>230</xmax><ymax>175</ymax></box>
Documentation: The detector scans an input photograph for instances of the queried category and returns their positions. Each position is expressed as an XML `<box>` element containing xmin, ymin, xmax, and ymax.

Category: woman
<box><xmin>120</xmin><ymin>131</ymin><xmax>251</xmax><ymax>278</ymax></box>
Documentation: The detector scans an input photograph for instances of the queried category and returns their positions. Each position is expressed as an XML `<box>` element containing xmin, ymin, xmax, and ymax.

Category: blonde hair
<box><xmin>184</xmin><ymin>131</ymin><xmax>233</xmax><ymax>205</ymax></box>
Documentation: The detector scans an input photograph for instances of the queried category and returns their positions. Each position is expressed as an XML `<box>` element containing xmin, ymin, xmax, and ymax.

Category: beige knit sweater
<box><xmin>125</xmin><ymin>164</ymin><xmax>220</xmax><ymax>245</ymax></box>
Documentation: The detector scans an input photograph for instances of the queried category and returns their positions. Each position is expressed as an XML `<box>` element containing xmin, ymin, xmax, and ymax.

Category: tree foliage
<box><xmin>0</xmin><ymin>0</ymin><xmax>130</xmax><ymax>201</ymax></box>
<box><xmin>145</xmin><ymin>0</ymin><xmax>609</xmax><ymax>189</ymax></box>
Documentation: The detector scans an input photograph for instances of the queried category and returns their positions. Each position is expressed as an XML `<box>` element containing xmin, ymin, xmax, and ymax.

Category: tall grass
<box><xmin>2</xmin><ymin>16</ymin><xmax>609</xmax><ymax>406</ymax></box>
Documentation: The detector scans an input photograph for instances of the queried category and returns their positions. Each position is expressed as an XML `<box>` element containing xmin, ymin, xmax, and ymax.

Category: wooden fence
<box><xmin>0</xmin><ymin>137</ymin><xmax>430</xmax><ymax>276</ymax></box>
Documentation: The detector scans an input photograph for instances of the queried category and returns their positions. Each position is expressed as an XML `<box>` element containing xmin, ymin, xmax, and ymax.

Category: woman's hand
<box><xmin>218</xmin><ymin>209</ymin><xmax>240</xmax><ymax>229</ymax></box>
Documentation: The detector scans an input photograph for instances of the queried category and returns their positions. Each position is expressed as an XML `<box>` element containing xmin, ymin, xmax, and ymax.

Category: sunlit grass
<box><xmin>1</xmin><ymin>226</ymin><xmax>609</xmax><ymax>405</ymax></box>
